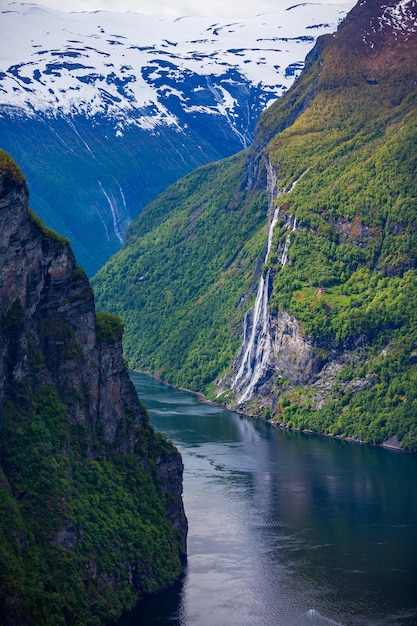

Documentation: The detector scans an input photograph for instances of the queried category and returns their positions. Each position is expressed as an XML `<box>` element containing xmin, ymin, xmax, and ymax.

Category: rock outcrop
<box><xmin>0</xmin><ymin>152</ymin><xmax>187</xmax><ymax>625</ymax></box>
<box><xmin>271</xmin><ymin>310</ymin><xmax>321</xmax><ymax>384</ymax></box>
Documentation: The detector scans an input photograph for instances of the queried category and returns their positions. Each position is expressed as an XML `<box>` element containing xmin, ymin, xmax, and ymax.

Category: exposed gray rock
<box><xmin>271</xmin><ymin>310</ymin><xmax>321</xmax><ymax>385</ymax></box>
<box><xmin>0</xmin><ymin>164</ymin><xmax>144</xmax><ymax>455</ymax></box>
<box><xmin>156</xmin><ymin>451</ymin><xmax>188</xmax><ymax>556</ymax></box>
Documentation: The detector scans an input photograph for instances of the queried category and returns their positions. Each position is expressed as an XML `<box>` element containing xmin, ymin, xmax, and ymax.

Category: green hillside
<box><xmin>93</xmin><ymin>0</ymin><xmax>417</xmax><ymax>451</ymax></box>
<box><xmin>93</xmin><ymin>153</ymin><xmax>269</xmax><ymax>390</ymax></box>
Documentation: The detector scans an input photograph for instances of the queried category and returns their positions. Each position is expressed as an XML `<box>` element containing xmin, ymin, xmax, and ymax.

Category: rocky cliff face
<box><xmin>271</xmin><ymin>311</ymin><xmax>321</xmax><ymax>385</ymax></box>
<box><xmin>0</xmin><ymin>157</ymin><xmax>146</xmax><ymax>456</ymax></box>
<box><xmin>0</xmin><ymin>152</ymin><xmax>187</xmax><ymax>625</ymax></box>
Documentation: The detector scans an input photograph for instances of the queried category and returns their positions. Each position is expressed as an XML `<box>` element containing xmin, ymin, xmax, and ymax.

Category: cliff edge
<box><xmin>0</xmin><ymin>151</ymin><xmax>187</xmax><ymax>625</ymax></box>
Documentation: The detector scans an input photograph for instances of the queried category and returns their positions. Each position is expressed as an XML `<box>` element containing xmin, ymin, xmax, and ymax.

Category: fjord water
<box><xmin>121</xmin><ymin>373</ymin><xmax>417</xmax><ymax>626</ymax></box>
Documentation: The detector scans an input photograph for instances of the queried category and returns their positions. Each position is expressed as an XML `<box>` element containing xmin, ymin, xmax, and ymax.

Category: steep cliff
<box><xmin>0</xmin><ymin>151</ymin><xmax>187</xmax><ymax>625</ymax></box>
<box><xmin>248</xmin><ymin>0</ymin><xmax>417</xmax><ymax>445</ymax></box>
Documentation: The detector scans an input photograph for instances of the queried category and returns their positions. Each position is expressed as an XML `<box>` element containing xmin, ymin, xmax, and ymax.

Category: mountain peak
<box><xmin>338</xmin><ymin>0</ymin><xmax>417</xmax><ymax>48</ymax></box>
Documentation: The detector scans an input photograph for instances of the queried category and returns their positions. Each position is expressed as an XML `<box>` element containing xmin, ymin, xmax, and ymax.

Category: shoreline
<box><xmin>132</xmin><ymin>369</ymin><xmax>407</xmax><ymax>454</ymax></box>
<box><xmin>269</xmin><ymin>423</ymin><xmax>404</xmax><ymax>452</ymax></box>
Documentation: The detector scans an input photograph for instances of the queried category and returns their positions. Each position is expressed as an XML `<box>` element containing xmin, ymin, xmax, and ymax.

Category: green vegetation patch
<box><xmin>0</xmin><ymin>378</ymin><xmax>183</xmax><ymax>624</ymax></box>
<box><xmin>279</xmin><ymin>333</ymin><xmax>417</xmax><ymax>452</ymax></box>
<box><xmin>95</xmin><ymin>311</ymin><xmax>124</xmax><ymax>342</ymax></box>
<box><xmin>0</xmin><ymin>149</ymin><xmax>26</xmax><ymax>184</ymax></box>
<box><xmin>28</xmin><ymin>208</ymin><xmax>71</xmax><ymax>245</ymax></box>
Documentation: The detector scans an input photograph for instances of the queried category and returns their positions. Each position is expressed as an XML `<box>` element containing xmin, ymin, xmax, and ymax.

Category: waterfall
<box><xmin>231</xmin><ymin>161</ymin><xmax>300</xmax><ymax>404</ymax></box>
<box><xmin>98</xmin><ymin>180</ymin><xmax>124</xmax><ymax>245</ymax></box>
<box><xmin>231</xmin><ymin>207</ymin><xmax>280</xmax><ymax>403</ymax></box>
<box><xmin>280</xmin><ymin>216</ymin><xmax>297</xmax><ymax>267</ymax></box>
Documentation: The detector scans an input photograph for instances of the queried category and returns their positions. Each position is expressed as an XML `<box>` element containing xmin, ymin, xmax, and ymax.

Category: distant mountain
<box><xmin>93</xmin><ymin>0</ymin><xmax>417</xmax><ymax>451</ymax></box>
<box><xmin>0</xmin><ymin>1</ymin><xmax>351</xmax><ymax>274</ymax></box>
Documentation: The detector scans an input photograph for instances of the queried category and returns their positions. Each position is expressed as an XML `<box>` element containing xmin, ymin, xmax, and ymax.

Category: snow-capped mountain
<box><xmin>0</xmin><ymin>2</ymin><xmax>351</xmax><ymax>140</ymax></box>
<box><xmin>0</xmin><ymin>1</ymin><xmax>353</xmax><ymax>274</ymax></box>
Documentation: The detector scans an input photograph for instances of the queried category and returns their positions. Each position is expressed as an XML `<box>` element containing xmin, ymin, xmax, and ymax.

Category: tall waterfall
<box><xmin>231</xmin><ymin>207</ymin><xmax>280</xmax><ymax>403</ymax></box>
<box><xmin>231</xmin><ymin>161</ymin><xmax>299</xmax><ymax>404</ymax></box>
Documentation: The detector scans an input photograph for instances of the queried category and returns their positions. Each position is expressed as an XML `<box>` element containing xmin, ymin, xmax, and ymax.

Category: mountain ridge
<box><xmin>0</xmin><ymin>2</ymin><xmax>351</xmax><ymax>129</ymax></box>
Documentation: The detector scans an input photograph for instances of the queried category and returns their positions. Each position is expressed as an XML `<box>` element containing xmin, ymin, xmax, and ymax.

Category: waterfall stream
<box><xmin>231</xmin><ymin>207</ymin><xmax>280</xmax><ymax>403</ymax></box>
<box><xmin>98</xmin><ymin>180</ymin><xmax>125</xmax><ymax>245</ymax></box>
<box><xmin>231</xmin><ymin>162</ymin><xmax>300</xmax><ymax>404</ymax></box>
<box><xmin>280</xmin><ymin>216</ymin><xmax>297</xmax><ymax>267</ymax></box>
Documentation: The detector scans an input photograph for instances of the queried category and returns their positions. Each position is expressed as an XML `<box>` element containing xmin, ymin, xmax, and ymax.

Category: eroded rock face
<box><xmin>227</xmin><ymin>304</ymin><xmax>323</xmax><ymax>412</ymax></box>
<box><xmin>230</xmin><ymin>300</ymin><xmax>368</xmax><ymax>417</ymax></box>
<box><xmin>156</xmin><ymin>451</ymin><xmax>188</xmax><ymax>555</ymax></box>
<box><xmin>271</xmin><ymin>310</ymin><xmax>321</xmax><ymax>384</ymax></box>
<box><xmin>241</xmin><ymin>309</ymin><xmax>322</xmax><ymax>406</ymax></box>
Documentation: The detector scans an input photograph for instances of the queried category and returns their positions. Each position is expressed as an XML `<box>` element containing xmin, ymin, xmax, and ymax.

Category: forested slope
<box><xmin>93</xmin><ymin>153</ymin><xmax>269</xmax><ymax>390</ymax></box>
<box><xmin>93</xmin><ymin>0</ymin><xmax>417</xmax><ymax>451</ymax></box>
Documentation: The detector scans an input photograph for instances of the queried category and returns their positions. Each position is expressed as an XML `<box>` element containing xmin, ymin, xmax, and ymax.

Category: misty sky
<box><xmin>33</xmin><ymin>0</ymin><xmax>347</xmax><ymax>18</ymax></box>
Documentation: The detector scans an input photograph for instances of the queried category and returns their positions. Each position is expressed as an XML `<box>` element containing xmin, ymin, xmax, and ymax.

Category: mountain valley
<box><xmin>93</xmin><ymin>0</ymin><xmax>417</xmax><ymax>451</ymax></box>
<box><xmin>1</xmin><ymin>0</ymin><xmax>416</xmax><ymax>623</ymax></box>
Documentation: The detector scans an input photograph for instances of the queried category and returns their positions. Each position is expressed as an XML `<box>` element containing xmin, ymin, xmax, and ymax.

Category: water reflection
<box><xmin>118</xmin><ymin>373</ymin><xmax>417</xmax><ymax>626</ymax></box>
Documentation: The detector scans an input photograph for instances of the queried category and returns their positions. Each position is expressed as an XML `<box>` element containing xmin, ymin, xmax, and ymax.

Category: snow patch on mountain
<box><xmin>360</xmin><ymin>0</ymin><xmax>417</xmax><ymax>48</ymax></box>
<box><xmin>378</xmin><ymin>0</ymin><xmax>417</xmax><ymax>33</ymax></box>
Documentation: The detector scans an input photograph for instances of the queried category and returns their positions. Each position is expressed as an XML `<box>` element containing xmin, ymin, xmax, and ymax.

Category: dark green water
<box><xmin>120</xmin><ymin>372</ymin><xmax>417</xmax><ymax>626</ymax></box>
